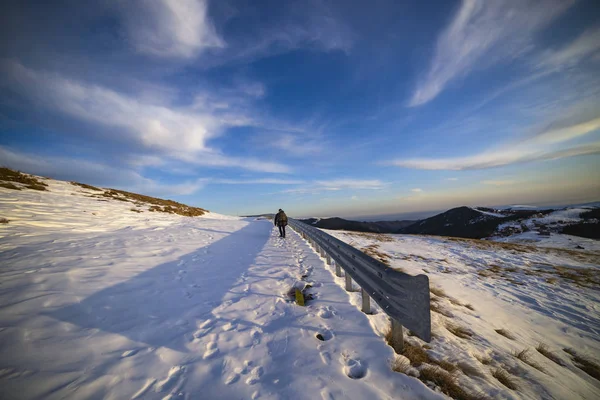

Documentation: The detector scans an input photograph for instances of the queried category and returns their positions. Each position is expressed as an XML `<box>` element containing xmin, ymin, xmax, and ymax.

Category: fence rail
<box><xmin>287</xmin><ymin>218</ymin><xmax>431</xmax><ymax>343</ymax></box>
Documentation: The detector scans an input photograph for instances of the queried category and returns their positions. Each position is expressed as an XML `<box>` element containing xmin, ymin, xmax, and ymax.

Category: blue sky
<box><xmin>1</xmin><ymin>0</ymin><xmax>599</xmax><ymax>219</ymax></box>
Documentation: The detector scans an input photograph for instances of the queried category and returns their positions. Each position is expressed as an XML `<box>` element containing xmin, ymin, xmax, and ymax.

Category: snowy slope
<box><xmin>0</xmin><ymin>179</ymin><xmax>443</xmax><ymax>400</ymax></box>
<box><xmin>327</xmin><ymin>230</ymin><xmax>600</xmax><ymax>400</ymax></box>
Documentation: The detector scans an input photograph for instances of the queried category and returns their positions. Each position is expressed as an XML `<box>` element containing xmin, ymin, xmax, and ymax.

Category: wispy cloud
<box><xmin>481</xmin><ymin>180</ymin><xmax>515</xmax><ymax>186</ymax></box>
<box><xmin>0</xmin><ymin>60</ymin><xmax>291</xmax><ymax>173</ymax></box>
<box><xmin>390</xmin><ymin>116</ymin><xmax>600</xmax><ymax>170</ymax></box>
<box><xmin>411</xmin><ymin>188</ymin><xmax>423</xmax><ymax>192</ymax></box>
<box><xmin>212</xmin><ymin>178</ymin><xmax>305</xmax><ymax>185</ymax></box>
<box><xmin>446</xmin><ymin>178</ymin><xmax>458</xmax><ymax>181</ymax></box>
<box><xmin>280</xmin><ymin>179</ymin><xmax>387</xmax><ymax>195</ymax></box>
<box><xmin>536</xmin><ymin>26</ymin><xmax>600</xmax><ymax>70</ymax></box>
<box><xmin>409</xmin><ymin>0</ymin><xmax>573</xmax><ymax>106</ymax></box>
<box><xmin>118</xmin><ymin>0</ymin><xmax>225</xmax><ymax>59</ymax></box>
<box><xmin>267</xmin><ymin>133</ymin><xmax>323</xmax><ymax>157</ymax></box>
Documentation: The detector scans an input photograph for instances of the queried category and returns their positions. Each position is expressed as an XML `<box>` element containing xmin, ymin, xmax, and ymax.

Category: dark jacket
<box><xmin>274</xmin><ymin>210</ymin><xmax>288</xmax><ymax>227</ymax></box>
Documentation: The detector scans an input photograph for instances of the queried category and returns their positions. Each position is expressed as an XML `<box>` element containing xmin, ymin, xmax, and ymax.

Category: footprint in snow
<box><xmin>245</xmin><ymin>366</ymin><xmax>264</xmax><ymax>385</ymax></box>
<box><xmin>250</xmin><ymin>328</ymin><xmax>262</xmax><ymax>345</ymax></box>
<box><xmin>121</xmin><ymin>349</ymin><xmax>139</xmax><ymax>358</ymax></box>
<box><xmin>222</xmin><ymin>322</ymin><xmax>236</xmax><ymax>332</ymax></box>
<box><xmin>318</xmin><ymin>306</ymin><xmax>335</xmax><ymax>319</ymax></box>
<box><xmin>155</xmin><ymin>366</ymin><xmax>185</xmax><ymax>392</ymax></box>
<box><xmin>341</xmin><ymin>356</ymin><xmax>367</xmax><ymax>379</ymax></box>
<box><xmin>203</xmin><ymin>342</ymin><xmax>219</xmax><ymax>359</ymax></box>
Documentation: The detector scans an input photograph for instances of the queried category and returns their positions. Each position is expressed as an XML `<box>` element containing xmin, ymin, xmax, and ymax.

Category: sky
<box><xmin>1</xmin><ymin>0</ymin><xmax>599</xmax><ymax>219</ymax></box>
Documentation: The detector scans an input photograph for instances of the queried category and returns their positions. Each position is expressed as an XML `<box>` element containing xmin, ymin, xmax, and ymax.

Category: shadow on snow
<box><xmin>44</xmin><ymin>222</ymin><xmax>271</xmax><ymax>352</ymax></box>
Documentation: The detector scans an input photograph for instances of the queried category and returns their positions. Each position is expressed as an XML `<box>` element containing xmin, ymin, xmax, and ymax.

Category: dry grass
<box><xmin>419</xmin><ymin>366</ymin><xmax>487</xmax><ymax>400</ymax></box>
<box><xmin>458</xmin><ymin>361</ymin><xmax>485</xmax><ymax>377</ymax></box>
<box><xmin>464</xmin><ymin>303</ymin><xmax>475</xmax><ymax>311</ymax></box>
<box><xmin>563</xmin><ymin>348</ymin><xmax>600</xmax><ymax>381</ymax></box>
<box><xmin>0</xmin><ymin>182</ymin><xmax>21</xmax><ymax>190</ymax></box>
<box><xmin>491</xmin><ymin>368</ymin><xmax>518</xmax><ymax>390</ymax></box>
<box><xmin>362</xmin><ymin>244</ymin><xmax>392</xmax><ymax>266</ymax></box>
<box><xmin>495</xmin><ymin>329</ymin><xmax>515</xmax><ymax>340</ymax></box>
<box><xmin>536</xmin><ymin>343</ymin><xmax>564</xmax><ymax>366</ymax></box>
<box><xmin>553</xmin><ymin>266</ymin><xmax>599</xmax><ymax>288</ymax></box>
<box><xmin>474</xmin><ymin>354</ymin><xmax>493</xmax><ymax>365</ymax></box>
<box><xmin>391</xmin><ymin>357</ymin><xmax>411</xmax><ymax>374</ymax></box>
<box><xmin>0</xmin><ymin>218</ymin><xmax>9</xmax><ymax>224</ymax></box>
<box><xmin>130</xmin><ymin>208</ymin><xmax>143</xmax><ymax>213</ymax></box>
<box><xmin>449</xmin><ymin>297</ymin><xmax>463</xmax><ymax>306</ymax></box>
<box><xmin>512</xmin><ymin>349</ymin><xmax>545</xmax><ymax>373</ymax></box>
<box><xmin>91</xmin><ymin>188</ymin><xmax>208</xmax><ymax>217</ymax></box>
<box><xmin>430</xmin><ymin>286</ymin><xmax>448</xmax><ymax>298</ymax></box>
<box><xmin>350</xmin><ymin>232</ymin><xmax>395</xmax><ymax>242</ymax></box>
<box><xmin>546</xmin><ymin>278</ymin><xmax>558</xmax><ymax>285</ymax></box>
<box><xmin>0</xmin><ymin>167</ymin><xmax>48</xmax><ymax>191</ymax></box>
<box><xmin>431</xmin><ymin>302</ymin><xmax>454</xmax><ymax>317</ymax></box>
<box><xmin>400</xmin><ymin>341</ymin><xmax>430</xmax><ymax>366</ymax></box>
<box><xmin>70</xmin><ymin>181</ymin><xmax>102</xmax><ymax>191</ymax></box>
<box><xmin>446</xmin><ymin>323</ymin><xmax>473</xmax><ymax>339</ymax></box>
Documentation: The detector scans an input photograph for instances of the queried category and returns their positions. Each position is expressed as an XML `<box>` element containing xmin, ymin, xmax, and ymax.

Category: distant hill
<box><xmin>300</xmin><ymin>204</ymin><xmax>600</xmax><ymax>241</ymax></box>
<box><xmin>298</xmin><ymin>217</ymin><xmax>416</xmax><ymax>233</ymax></box>
<box><xmin>397</xmin><ymin>206</ymin><xmax>547</xmax><ymax>239</ymax></box>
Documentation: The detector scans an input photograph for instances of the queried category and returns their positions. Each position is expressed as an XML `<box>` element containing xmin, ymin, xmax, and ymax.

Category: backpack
<box><xmin>278</xmin><ymin>211</ymin><xmax>288</xmax><ymax>226</ymax></box>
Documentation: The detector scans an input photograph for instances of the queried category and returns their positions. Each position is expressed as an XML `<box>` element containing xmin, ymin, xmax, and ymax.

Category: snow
<box><xmin>325</xmin><ymin>230</ymin><xmax>600</xmax><ymax>400</ymax></box>
<box><xmin>469</xmin><ymin>207</ymin><xmax>505</xmax><ymax>218</ymax></box>
<box><xmin>0</xmin><ymin>179</ymin><xmax>443</xmax><ymax>400</ymax></box>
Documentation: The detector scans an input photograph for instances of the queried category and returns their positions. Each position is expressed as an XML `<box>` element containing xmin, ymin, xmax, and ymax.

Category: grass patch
<box><xmin>464</xmin><ymin>303</ymin><xmax>475</xmax><ymax>311</ymax></box>
<box><xmin>0</xmin><ymin>218</ymin><xmax>9</xmax><ymax>224</ymax></box>
<box><xmin>71</xmin><ymin>181</ymin><xmax>102</xmax><ymax>191</ymax></box>
<box><xmin>512</xmin><ymin>349</ymin><xmax>545</xmax><ymax>373</ymax></box>
<box><xmin>546</xmin><ymin>278</ymin><xmax>558</xmax><ymax>285</ymax></box>
<box><xmin>130</xmin><ymin>208</ymin><xmax>143</xmax><ymax>213</ymax></box>
<box><xmin>431</xmin><ymin>302</ymin><xmax>454</xmax><ymax>317</ymax></box>
<box><xmin>458</xmin><ymin>361</ymin><xmax>484</xmax><ymax>377</ymax></box>
<box><xmin>362</xmin><ymin>244</ymin><xmax>392</xmax><ymax>266</ymax></box>
<box><xmin>0</xmin><ymin>182</ymin><xmax>21</xmax><ymax>190</ymax></box>
<box><xmin>400</xmin><ymin>341</ymin><xmax>430</xmax><ymax>366</ymax></box>
<box><xmin>446</xmin><ymin>323</ymin><xmax>473</xmax><ymax>339</ymax></box>
<box><xmin>495</xmin><ymin>329</ymin><xmax>515</xmax><ymax>340</ymax></box>
<box><xmin>491</xmin><ymin>367</ymin><xmax>518</xmax><ymax>390</ymax></box>
<box><xmin>474</xmin><ymin>354</ymin><xmax>493</xmax><ymax>365</ymax></box>
<box><xmin>564</xmin><ymin>348</ymin><xmax>600</xmax><ymax>381</ymax></box>
<box><xmin>0</xmin><ymin>167</ymin><xmax>48</xmax><ymax>191</ymax></box>
<box><xmin>536</xmin><ymin>343</ymin><xmax>564</xmax><ymax>366</ymax></box>
<box><xmin>91</xmin><ymin>188</ymin><xmax>208</xmax><ymax>217</ymax></box>
<box><xmin>419</xmin><ymin>366</ymin><xmax>486</xmax><ymax>400</ymax></box>
<box><xmin>430</xmin><ymin>286</ymin><xmax>447</xmax><ymax>298</ymax></box>
<box><xmin>391</xmin><ymin>357</ymin><xmax>411</xmax><ymax>374</ymax></box>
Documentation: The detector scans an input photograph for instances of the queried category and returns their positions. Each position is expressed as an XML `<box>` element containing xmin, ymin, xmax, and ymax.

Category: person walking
<box><xmin>273</xmin><ymin>209</ymin><xmax>288</xmax><ymax>238</ymax></box>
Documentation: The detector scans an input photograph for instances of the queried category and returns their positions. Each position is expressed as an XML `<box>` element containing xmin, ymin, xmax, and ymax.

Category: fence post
<box><xmin>320</xmin><ymin>247</ymin><xmax>326</xmax><ymax>258</ymax></box>
<box><xmin>334</xmin><ymin>261</ymin><xmax>342</xmax><ymax>277</ymax></box>
<box><xmin>391</xmin><ymin>319</ymin><xmax>404</xmax><ymax>353</ymax></box>
<box><xmin>326</xmin><ymin>254</ymin><xmax>332</xmax><ymax>265</ymax></box>
<box><xmin>345</xmin><ymin>273</ymin><xmax>352</xmax><ymax>291</ymax></box>
<box><xmin>361</xmin><ymin>288</ymin><xmax>370</xmax><ymax>314</ymax></box>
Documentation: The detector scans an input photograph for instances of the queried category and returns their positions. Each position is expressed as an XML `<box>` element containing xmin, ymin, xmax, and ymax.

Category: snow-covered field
<box><xmin>1</xmin><ymin>177</ymin><xmax>599</xmax><ymax>399</ymax></box>
<box><xmin>0</xmin><ymin>179</ymin><xmax>441</xmax><ymax>400</ymax></box>
<box><xmin>327</xmin><ymin>230</ymin><xmax>600</xmax><ymax>399</ymax></box>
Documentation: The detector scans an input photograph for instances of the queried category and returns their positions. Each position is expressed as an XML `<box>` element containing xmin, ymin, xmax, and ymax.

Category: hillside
<box><xmin>1</xmin><ymin>172</ymin><xmax>599</xmax><ymax>400</ymax></box>
<box><xmin>299</xmin><ymin>217</ymin><xmax>416</xmax><ymax>233</ymax></box>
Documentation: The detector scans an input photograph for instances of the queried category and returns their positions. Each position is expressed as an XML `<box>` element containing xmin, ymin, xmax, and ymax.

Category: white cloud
<box><xmin>314</xmin><ymin>179</ymin><xmax>387</xmax><ymax>191</ymax></box>
<box><xmin>447</xmin><ymin>178</ymin><xmax>458</xmax><ymax>181</ymax></box>
<box><xmin>411</xmin><ymin>188</ymin><xmax>423</xmax><ymax>192</ymax></box>
<box><xmin>536</xmin><ymin>26</ymin><xmax>600</xmax><ymax>70</ymax></box>
<box><xmin>390</xmin><ymin>117</ymin><xmax>600</xmax><ymax>170</ymax></box>
<box><xmin>119</xmin><ymin>0</ymin><xmax>225</xmax><ymax>59</ymax></box>
<box><xmin>409</xmin><ymin>0</ymin><xmax>573</xmax><ymax>106</ymax></box>
<box><xmin>212</xmin><ymin>178</ymin><xmax>305</xmax><ymax>185</ymax></box>
<box><xmin>268</xmin><ymin>133</ymin><xmax>323</xmax><ymax>156</ymax></box>
<box><xmin>481</xmin><ymin>180</ymin><xmax>515</xmax><ymax>186</ymax></box>
<box><xmin>0</xmin><ymin>60</ymin><xmax>291</xmax><ymax>174</ymax></box>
